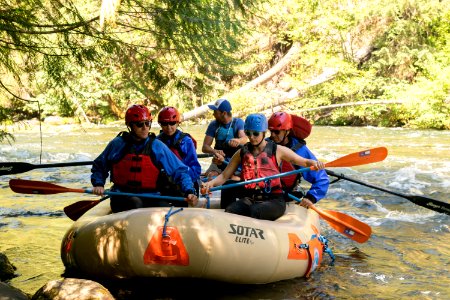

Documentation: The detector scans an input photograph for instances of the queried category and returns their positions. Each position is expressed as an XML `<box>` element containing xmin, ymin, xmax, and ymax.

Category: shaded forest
<box><xmin>1</xmin><ymin>0</ymin><xmax>449</xmax><ymax>143</ymax></box>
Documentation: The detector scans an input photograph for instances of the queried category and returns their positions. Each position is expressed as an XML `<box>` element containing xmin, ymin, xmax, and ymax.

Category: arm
<box><xmin>277</xmin><ymin>144</ymin><xmax>323</xmax><ymax>169</ymax></box>
<box><xmin>153</xmin><ymin>140</ymin><xmax>198</xmax><ymax>205</ymax></box>
<box><xmin>91</xmin><ymin>137</ymin><xmax>126</xmax><ymax>195</ymax></box>
<box><xmin>181</xmin><ymin>136</ymin><xmax>202</xmax><ymax>180</ymax></box>
<box><xmin>295</xmin><ymin>145</ymin><xmax>329</xmax><ymax>203</ymax></box>
<box><xmin>202</xmin><ymin>150</ymin><xmax>241</xmax><ymax>192</ymax></box>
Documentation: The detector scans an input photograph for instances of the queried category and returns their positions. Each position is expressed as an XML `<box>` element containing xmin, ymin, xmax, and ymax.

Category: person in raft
<box><xmin>201</xmin><ymin>113</ymin><xmax>325</xmax><ymax>220</ymax></box>
<box><xmin>201</xmin><ymin>98</ymin><xmax>247</xmax><ymax>180</ymax></box>
<box><xmin>91</xmin><ymin>104</ymin><xmax>198</xmax><ymax>212</ymax></box>
<box><xmin>156</xmin><ymin>106</ymin><xmax>202</xmax><ymax>197</ymax></box>
<box><xmin>268</xmin><ymin>112</ymin><xmax>329</xmax><ymax>208</ymax></box>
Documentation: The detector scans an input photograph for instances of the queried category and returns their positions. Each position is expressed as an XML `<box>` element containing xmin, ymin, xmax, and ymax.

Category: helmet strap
<box><xmin>281</xmin><ymin>130</ymin><xmax>290</xmax><ymax>145</ymax></box>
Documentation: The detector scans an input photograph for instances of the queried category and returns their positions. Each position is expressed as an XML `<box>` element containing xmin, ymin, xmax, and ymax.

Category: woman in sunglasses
<box><xmin>156</xmin><ymin>106</ymin><xmax>202</xmax><ymax>198</ymax></box>
<box><xmin>268</xmin><ymin>112</ymin><xmax>329</xmax><ymax>208</ymax></box>
<box><xmin>202</xmin><ymin>113</ymin><xmax>324</xmax><ymax>221</ymax></box>
<box><xmin>91</xmin><ymin>104</ymin><xmax>198</xmax><ymax>212</ymax></box>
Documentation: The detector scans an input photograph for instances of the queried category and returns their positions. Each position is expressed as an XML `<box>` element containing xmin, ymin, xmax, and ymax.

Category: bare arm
<box><xmin>201</xmin><ymin>150</ymin><xmax>241</xmax><ymax>192</ymax></box>
<box><xmin>277</xmin><ymin>144</ymin><xmax>324</xmax><ymax>170</ymax></box>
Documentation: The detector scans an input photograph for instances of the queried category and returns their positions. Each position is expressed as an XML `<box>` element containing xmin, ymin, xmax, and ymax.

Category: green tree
<box><xmin>0</xmin><ymin>0</ymin><xmax>255</xmax><ymax>138</ymax></box>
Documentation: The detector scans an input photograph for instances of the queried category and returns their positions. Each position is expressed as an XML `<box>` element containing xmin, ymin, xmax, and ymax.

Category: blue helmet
<box><xmin>244</xmin><ymin>113</ymin><xmax>268</xmax><ymax>132</ymax></box>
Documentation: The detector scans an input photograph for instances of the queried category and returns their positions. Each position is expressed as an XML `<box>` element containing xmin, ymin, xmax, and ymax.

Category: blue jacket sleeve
<box><xmin>151</xmin><ymin>139</ymin><xmax>196</xmax><ymax>195</ymax></box>
<box><xmin>179</xmin><ymin>135</ymin><xmax>202</xmax><ymax>181</ymax></box>
<box><xmin>91</xmin><ymin>136</ymin><xmax>127</xmax><ymax>187</ymax></box>
<box><xmin>294</xmin><ymin>143</ymin><xmax>329</xmax><ymax>202</ymax></box>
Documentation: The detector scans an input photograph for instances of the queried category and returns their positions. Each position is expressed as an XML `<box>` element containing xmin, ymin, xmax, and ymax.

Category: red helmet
<box><xmin>125</xmin><ymin>105</ymin><xmax>152</xmax><ymax>125</ymax></box>
<box><xmin>268</xmin><ymin>112</ymin><xmax>292</xmax><ymax>130</ymax></box>
<box><xmin>158</xmin><ymin>106</ymin><xmax>180</xmax><ymax>123</ymax></box>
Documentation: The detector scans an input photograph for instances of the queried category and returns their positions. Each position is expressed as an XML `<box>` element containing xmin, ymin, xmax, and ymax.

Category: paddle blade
<box><xmin>64</xmin><ymin>200</ymin><xmax>102</xmax><ymax>221</ymax></box>
<box><xmin>0</xmin><ymin>162</ymin><xmax>34</xmax><ymax>176</ymax></box>
<box><xmin>407</xmin><ymin>195</ymin><xmax>450</xmax><ymax>216</ymax></box>
<box><xmin>311</xmin><ymin>206</ymin><xmax>372</xmax><ymax>243</ymax></box>
<box><xmin>325</xmin><ymin>147</ymin><xmax>388</xmax><ymax>168</ymax></box>
<box><xmin>9</xmin><ymin>179</ymin><xmax>85</xmax><ymax>195</ymax></box>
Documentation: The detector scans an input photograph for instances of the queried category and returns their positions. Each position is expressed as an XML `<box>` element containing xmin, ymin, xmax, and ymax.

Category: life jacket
<box><xmin>240</xmin><ymin>140</ymin><xmax>282</xmax><ymax>192</ymax></box>
<box><xmin>171</xmin><ymin>132</ymin><xmax>197</xmax><ymax>160</ymax></box>
<box><xmin>112</xmin><ymin>134</ymin><xmax>160</xmax><ymax>191</ymax></box>
<box><xmin>280</xmin><ymin>140</ymin><xmax>305</xmax><ymax>190</ymax></box>
<box><xmin>214</xmin><ymin>118</ymin><xmax>241</xmax><ymax>158</ymax></box>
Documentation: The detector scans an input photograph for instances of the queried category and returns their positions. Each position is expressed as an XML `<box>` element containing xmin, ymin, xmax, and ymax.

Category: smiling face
<box><xmin>160</xmin><ymin>121</ymin><xmax>178</xmax><ymax>136</ymax></box>
<box><xmin>269</xmin><ymin>129</ymin><xmax>289</xmax><ymax>145</ymax></box>
<box><xmin>130</xmin><ymin>120</ymin><xmax>151</xmax><ymax>140</ymax></box>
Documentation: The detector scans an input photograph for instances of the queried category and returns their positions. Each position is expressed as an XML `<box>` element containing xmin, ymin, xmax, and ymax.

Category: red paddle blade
<box><xmin>325</xmin><ymin>147</ymin><xmax>388</xmax><ymax>168</ymax></box>
<box><xmin>64</xmin><ymin>200</ymin><xmax>101</xmax><ymax>221</ymax></box>
<box><xmin>9</xmin><ymin>179</ymin><xmax>85</xmax><ymax>195</ymax></box>
<box><xmin>314</xmin><ymin>207</ymin><xmax>372</xmax><ymax>243</ymax></box>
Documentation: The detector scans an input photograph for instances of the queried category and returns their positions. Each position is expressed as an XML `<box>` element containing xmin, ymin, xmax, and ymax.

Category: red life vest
<box><xmin>240</xmin><ymin>141</ymin><xmax>282</xmax><ymax>191</ymax></box>
<box><xmin>112</xmin><ymin>136</ymin><xmax>160</xmax><ymax>191</ymax></box>
<box><xmin>280</xmin><ymin>142</ymin><xmax>304</xmax><ymax>190</ymax></box>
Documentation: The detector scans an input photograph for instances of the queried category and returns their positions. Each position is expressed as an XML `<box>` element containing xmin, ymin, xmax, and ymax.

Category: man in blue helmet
<box><xmin>201</xmin><ymin>99</ymin><xmax>247</xmax><ymax>180</ymax></box>
<box><xmin>202</xmin><ymin>113</ymin><xmax>324</xmax><ymax>220</ymax></box>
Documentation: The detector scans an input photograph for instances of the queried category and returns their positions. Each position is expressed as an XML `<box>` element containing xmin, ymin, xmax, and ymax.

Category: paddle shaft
<box><xmin>0</xmin><ymin>153</ymin><xmax>213</xmax><ymax>176</ymax></box>
<box><xmin>9</xmin><ymin>179</ymin><xmax>185</xmax><ymax>202</ymax></box>
<box><xmin>204</xmin><ymin>147</ymin><xmax>387</xmax><ymax>193</ymax></box>
<box><xmin>326</xmin><ymin>169</ymin><xmax>450</xmax><ymax>215</ymax></box>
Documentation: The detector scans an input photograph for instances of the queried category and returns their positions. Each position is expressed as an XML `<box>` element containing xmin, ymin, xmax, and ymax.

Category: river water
<box><xmin>0</xmin><ymin>123</ymin><xmax>449</xmax><ymax>299</ymax></box>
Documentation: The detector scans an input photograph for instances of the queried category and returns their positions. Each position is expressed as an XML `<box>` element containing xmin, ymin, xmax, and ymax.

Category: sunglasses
<box><xmin>133</xmin><ymin>121</ymin><xmax>151</xmax><ymax>128</ymax></box>
<box><xmin>160</xmin><ymin>121</ymin><xmax>177</xmax><ymax>126</ymax></box>
<box><xmin>270</xmin><ymin>130</ymin><xmax>281</xmax><ymax>135</ymax></box>
<box><xmin>245</xmin><ymin>130</ymin><xmax>261</xmax><ymax>137</ymax></box>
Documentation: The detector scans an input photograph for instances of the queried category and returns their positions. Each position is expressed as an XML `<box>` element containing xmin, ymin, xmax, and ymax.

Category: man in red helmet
<box><xmin>91</xmin><ymin>104</ymin><xmax>198</xmax><ymax>212</ymax></box>
<box><xmin>156</xmin><ymin>106</ymin><xmax>201</xmax><ymax>197</ymax></box>
<box><xmin>268</xmin><ymin>112</ymin><xmax>329</xmax><ymax>208</ymax></box>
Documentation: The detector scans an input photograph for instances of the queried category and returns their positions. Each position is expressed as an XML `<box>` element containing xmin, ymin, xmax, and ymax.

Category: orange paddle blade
<box><xmin>9</xmin><ymin>179</ymin><xmax>86</xmax><ymax>195</ymax></box>
<box><xmin>324</xmin><ymin>147</ymin><xmax>388</xmax><ymax>168</ymax></box>
<box><xmin>310</xmin><ymin>205</ymin><xmax>372</xmax><ymax>243</ymax></box>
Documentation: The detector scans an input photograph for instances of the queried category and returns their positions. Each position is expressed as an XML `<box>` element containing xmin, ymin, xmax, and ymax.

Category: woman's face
<box><xmin>160</xmin><ymin>121</ymin><xmax>178</xmax><ymax>136</ymax></box>
<box><xmin>245</xmin><ymin>130</ymin><xmax>265</xmax><ymax>146</ymax></box>
<box><xmin>131</xmin><ymin>120</ymin><xmax>151</xmax><ymax>140</ymax></box>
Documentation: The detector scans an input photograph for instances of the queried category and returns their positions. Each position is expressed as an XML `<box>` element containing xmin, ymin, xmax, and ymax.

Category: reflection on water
<box><xmin>1</xmin><ymin>123</ymin><xmax>449</xmax><ymax>299</ymax></box>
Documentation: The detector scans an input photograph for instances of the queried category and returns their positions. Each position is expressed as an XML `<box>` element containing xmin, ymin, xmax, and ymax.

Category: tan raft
<box><xmin>61</xmin><ymin>199</ymin><xmax>326</xmax><ymax>284</ymax></box>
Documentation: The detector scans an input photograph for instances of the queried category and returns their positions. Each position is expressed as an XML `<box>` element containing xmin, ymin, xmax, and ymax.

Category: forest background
<box><xmin>1</xmin><ymin>0</ymin><xmax>449</xmax><ymax>143</ymax></box>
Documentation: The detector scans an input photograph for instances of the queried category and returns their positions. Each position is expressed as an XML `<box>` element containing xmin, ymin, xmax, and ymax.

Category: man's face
<box><xmin>213</xmin><ymin>110</ymin><xmax>225</xmax><ymax>123</ymax></box>
<box><xmin>269</xmin><ymin>129</ymin><xmax>288</xmax><ymax>145</ymax></box>
<box><xmin>131</xmin><ymin>120</ymin><xmax>151</xmax><ymax>140</ymax></box>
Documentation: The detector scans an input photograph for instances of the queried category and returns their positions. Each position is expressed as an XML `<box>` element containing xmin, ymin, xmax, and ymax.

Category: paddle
<box><xmin>0</xmin><ymin>161</ymin><xmax>93</xmax><ymax>176</ymax></box>
<box><xmin>326</xmin><ymin>169</ymin><xmax>450</xmax><ymax>216</ymax></box>
<box><xmin>202</xmin><ymin>147</ymin><xmax>388</xmax><ymax>194</ymax></box>
<box><xmin>287</xmin><ymin>193</ymin><xmax>371</xmax><ymax>243</ymax></box>
<box><xmin>0</xmin><ymin>153</ymin><xmax>213</xmax><ymax>176</ymax></box>
<box><xmin>8</xmin><ymin>179</ymin><xmax>187</xmax><ymax>220</ymax></box>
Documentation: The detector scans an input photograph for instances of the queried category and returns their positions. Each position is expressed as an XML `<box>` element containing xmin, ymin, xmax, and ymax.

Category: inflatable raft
<box><xmin>61</xmin><ymin>199</ymin><xmax>327</xmax><ymax>284</ymax></box>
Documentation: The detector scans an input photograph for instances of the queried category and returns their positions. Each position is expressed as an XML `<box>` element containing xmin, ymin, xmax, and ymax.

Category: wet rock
<box><xmin>0</xmin><ymin>282</ymin><xmax>29</xmax><ymax>300</ymax></box>
<box><xmin>0</xmin><ymin>252</ymin><xmax>17</xmax><ymax>281</ymax></box>
<box><xmin>31</xmin><ymin>278</ymin><xmax>114</xmax><ymax>300</ymax></box>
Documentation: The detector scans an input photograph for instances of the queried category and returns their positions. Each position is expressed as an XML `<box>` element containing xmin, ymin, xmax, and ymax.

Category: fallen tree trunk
<box><xmin>182</xmin><ymin>42</ymin><xmax>302</xmax><ymax>122</ymax></box>
<box><xmin>260</xmin><ymin>99</ymin><xmax>407</xmax><ymax>116</ymax></box>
